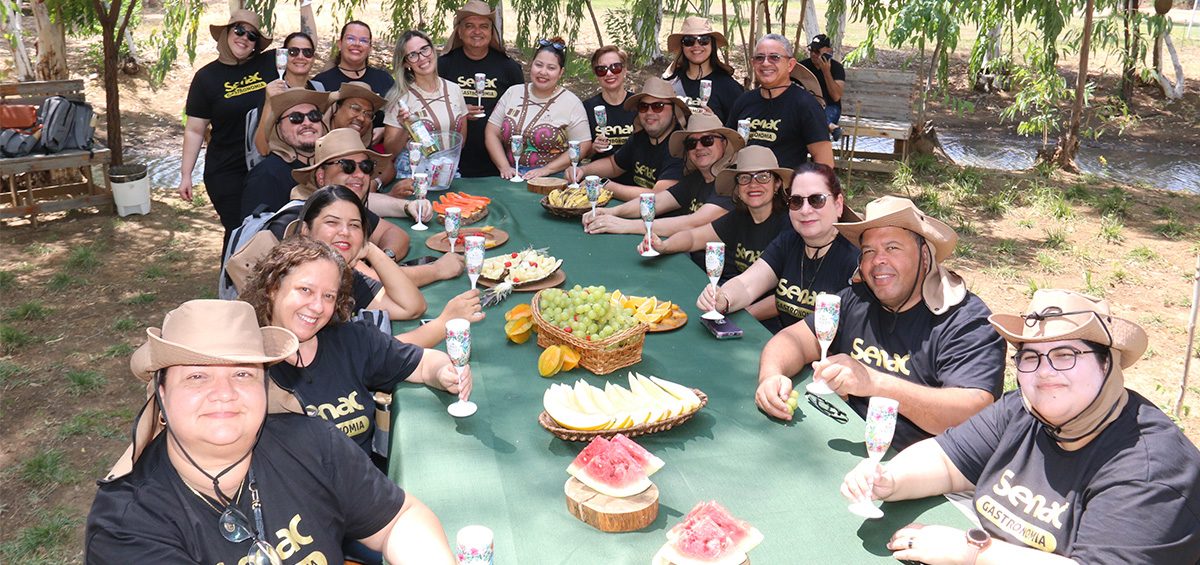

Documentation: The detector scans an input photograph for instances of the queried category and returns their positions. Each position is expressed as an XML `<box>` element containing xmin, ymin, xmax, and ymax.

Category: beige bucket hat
<box><xmin>668</xmin><ymin>113</ymin><xmax>743</xmax><ymax>162</ymax></box>
<box><xmin>329</xmin><ymin>81</ymin><xmax>386</xmax><ymax>145</ymax></box>
<box><xmin>265</xmin><ymin>89</ymin><xmax>332</xmax><ymax>161</ymax></box>
<box><xmin>291</xmin><ymin>128</ymin><xmax>392</xmax><ymax>188</ymax></box>
<box><xmin>209</xmin><ymin>9</ymin><xmax>272</xmax><ymax>51</ymax></box>
<box><xmin>714</xmin><ymin>146</ymin><xmax>793</xmax><ymax>196</ymax></box>
<box><xmin>624</xmin><ymin>77</ymin><xmax>691</xmax><ymax>132</ymax></box>
<box><xmin>667</xmin><ymin>16</ymin><xmax>728</xmax><ymax>52</ymax></box>
<box><xmin>444</xmin><ymin>0</ymin><xmax>503</xmax><ymax>54</ymax></box>
<box><xmin>989</xmin><ymin>289</ymin><xmax>1148</xmax><ymax>369</ymax></box>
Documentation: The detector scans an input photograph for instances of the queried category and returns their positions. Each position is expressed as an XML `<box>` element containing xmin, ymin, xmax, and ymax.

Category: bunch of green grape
<box><xmin>539</xmin><ymin>285</ymin><xmax>637</xmax><ymax>341</ymax></box>
<box><xmin>787</xmin><ymin>389</ymin><xmax>800</xmax><ymax>414</ymax></box>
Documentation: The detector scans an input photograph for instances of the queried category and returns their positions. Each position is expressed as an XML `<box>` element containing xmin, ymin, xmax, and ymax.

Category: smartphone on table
<box><xmin>701</xmin><ymin>317</ymin><xmax>743</xmax><ymax>339</ymax></box>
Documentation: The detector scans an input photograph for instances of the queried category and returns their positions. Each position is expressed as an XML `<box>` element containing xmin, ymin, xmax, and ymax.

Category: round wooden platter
<box><xmin>564</xmin><ymin>476</ymin><xmax>658</xmax><ymax>532</ymax></box>
<box><xmin>647</xmin><ymin>306</ymin><xmax>688</xmax><ymax>333</ymax></box>
<box><xmin>477</xmin><ymin>269</ymin><xmax>566</xmax><ymax>292</ymax></box>
<box><xmin>425</xmin><ymin>227</ymin><xmax>509</xmax><ymax>254</ymax></box>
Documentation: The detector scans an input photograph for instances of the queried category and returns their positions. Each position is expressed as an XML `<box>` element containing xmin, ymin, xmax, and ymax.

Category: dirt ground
<box><xmin>1</xmin><ymin>1</ymin><xmax>1199</xmax><ymax>561</ymax></box>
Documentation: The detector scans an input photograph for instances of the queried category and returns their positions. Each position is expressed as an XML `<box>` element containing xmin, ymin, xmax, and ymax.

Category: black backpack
<box><xmin>39</xmin><ymin>96</ymin><xmax>94</xmax><ymax>153</ymax></box>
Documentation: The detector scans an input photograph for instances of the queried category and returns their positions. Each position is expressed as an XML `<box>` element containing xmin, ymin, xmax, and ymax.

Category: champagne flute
<box><xmin>593</xmin><ymin>105</ymin><xmax>610</xmax><ymax>152</ymax></box>
<box><xmin>639</xmin><ymin>193</ymin><xmax>659</xmax><ymax>257</ymax></box>
<box><xmin>275</xmin><ymin>49</ymin><xmax>288</xmax><ymax>82</ymax></box>
<box><xmin>807</xmin><ymin>293</ymin><xmax>841</xmax><ymax>395</ymax></box>
<box><xmin>847</xmin><ymin>396</ymin><xmax>899</xmax><ymax>519</ymax></box>
<box><xmin>699</xmin><ymin>79</ymin><xmax>712</xmax><ymax>108</ymax></box>
<box><xmin>567</xmin><ymin>140</ymin><xmax>582</xmax><ymax>188</ymax></box>
<box><xmin>737</xmin><ymin>118</ymin><xmax>751</xmax><ymax>141</ymax></box>
<box><xmin>465</xmin><ymin>235</ymin><xmax>485</xmax><ymax>290</ymax></box>
<box><xmin>701</xmin><ymin>242</ymin><xmax>726</xmax><ymax>320</ymax></box>
<box><xmin>473</xmin><ymin>73</ymin><xmax>487</xmax><ymax>118</ymax></box>
<box><xmin>445</xmin><ymin>207</ymin><xmax>462</xmax><ymax>253</ymax></box>
<box><xmin>408</xmin><ymin>141</ymin><xmax>423</xmax><ymax>177</ymax></box>
<box><xmin>508</xmin><ymin>134</ymin><xmax>525</xmax><ymax>183</ymax></box>
<box><xmin>584</xmin><ymin>175</ymin><xmax>602</xmax><ymax>216</ymax></box>
<box><xmin>445</xmin><ymin>318</ymin><xmax>477</xmax><ymax>418</ymax></box>
<box><xmin>411</xmin><ymin>173</ymin><xmax>429</xmax><ymax>231</ymax></box>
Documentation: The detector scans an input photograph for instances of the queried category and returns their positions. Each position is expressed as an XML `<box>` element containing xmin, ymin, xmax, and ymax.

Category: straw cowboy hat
<box><xmin>291</xmin><ymin>128</ymin><xmax>392</xmax><ymax>188</ymax></box>
<box><xmin>989</xmin><ymin>289</ymin><xmax>1148</xmax><ymax>369</ymax></box>
<box><xmin>836</xmin><ymin>196</ymin><xmax>965</xmax><ymax>314</ymax></box>
<box><xmin>666</xmin><ymin>16</ymin><xmax>735</xmax><ymax>77</ymax></box>
<box><xmin>668</xmin><ymin>113</ymin><xmax>743</xmax><ymax>164</ymax></box>
<box><xmin>265</xmin><ymin>89</ymin><xmax>333</xmax><ymax>161</ymax></box>
<box><xmin>624</xmin><ymin>77</ymin><xmax>691</xmax><ymax>133</ymax></box>
<box><xmin>106</xmin><ymin>301</ymin><xmax>299</xmax><ymax>481</ymax></box>
<box><xmin>444</xmin><ymin>0</ymin><xmax>503</xmax><ymax>54</ymax></box>
<box><xmin>714</xmin><ymin>146</ymin><xmax>793</xmax><ymax>196</ymax></box>
<box><xmin>209</xmin><ymin>9</ymin><xmax>272</xmax><ymax>51</ymax></box>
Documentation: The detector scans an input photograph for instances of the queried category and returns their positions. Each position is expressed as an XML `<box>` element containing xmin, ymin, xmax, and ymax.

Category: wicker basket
<box><xmin>527</xmin><ymin>177</ymin><xmax>567</xmax><ymax>195</ymax></box>
<box><xmin>531</xmin><ymin>290</ymin><xmax>648</xmax><ymax>375</ymax></box>
<box><xmin>538</xmin><ymin>389</ymin><xmax>708</xmax><ymax>441</ymax></box>
<box><xmin>539</xmin><ymin>192</ymin><xmax>613</xmax><ymax>218</ymax></box>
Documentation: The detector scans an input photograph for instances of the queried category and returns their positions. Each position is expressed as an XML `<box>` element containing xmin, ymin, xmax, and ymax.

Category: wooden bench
<box><xmin>0</xmin><ymin>79</ymin><xmax>112</xmax><ymax>225</ymax></box>
<box><xmin>835</xmin><ymin>68</ymin><xmax>923</xmax><ymax>173</ymax></box>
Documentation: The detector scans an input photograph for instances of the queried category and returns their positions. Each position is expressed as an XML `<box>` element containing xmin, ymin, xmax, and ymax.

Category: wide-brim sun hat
<box><xmin>667</xmin><ymin>16</ymin><xmax>728</xmax><ymax>52</ymax></box>
<box><xmin>209</xmin><ymin>9</ymin><xmax>272</xmax><ymax>51</ymax></box>
<box><xmin>265</xmin><ymin>89</ymin><xmax>333</xmax><ymax>160</ymax></box>
<box><xmin>444</xmin><ymin>0</ymin><xmax>503</xmax><ymax>54</ymax></box>
<box><xmin>834</xmin><ymin>195</ymin><xmax>957</xmax><ymax>264</ymax></box>
<box><xmin>291</xmin><ymin>128</ymin><xmax>392</xmax><ymax>187</ymax></box>
<box><xmin>624</xmin><ymin>77</ymin><xmax>691</xmax><ymax>132</ymax></box>
<box><xmin>331</xmin><ymin>81</ymin><xmax>386</xmax><ymax>112</ymax></box>
<box><xmin>714</xmin><ymin>146</ymin><xmax>792</xmax><ymax>196</ymax></box>
<box><xmin>790</xmin><ymin>64</ymin><xmax>826</xmax><ymax>106</ymax></box>
<box><xmin>667</xmin><ymin>113</ymin><xmax>744</xmax><ymax>163</ymax></box>
<box><xmin>988</xmin><ymin>289</ymin><xmax>1148</xmax><ymax>369</ymax></box>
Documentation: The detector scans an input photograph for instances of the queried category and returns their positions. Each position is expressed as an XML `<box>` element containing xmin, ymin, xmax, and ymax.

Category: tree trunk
<box><xmin>103</xmin><ymin>30</ymin><xmax>123</xmax><ymax>165</ymax></box>
<box><xmin>1053</xmin><ymin>0</ymin><xmax>1096</xmax><ymax>172</ymax></box>
<box><xmin>975</xmin><ymin>23</ymin><xmax>1003</xmax><ymax>92</ymax></box>
<box><xmin>495</xmin><ymin>0</ymin><xmax>505</xmax><ymax>45</ymax></box>
<box><xmin>2</xmin><ymin>0</ymin><xmax>37</xmax><ymax>81</ymax></box>
<box><xmin>794</xmin><ymin>0</ymin><xmax>806</xmax><ymax>50</ymax></box>
<box><xmin>1155</xmin><ymin>25</ymin><xmax>1185</xmax><ymax>99</ymax></box>
<box><xmin>1121</xmin><ymin>0</ymin><xmax>1138</xmax><ymax>102</ymax></box>
<box><xmin>830</xmin><ymin>2</ymin><xmax>846</xmax><ymax>55</ymax></box>
<box><xmin>801</xmin><ymin>0</ymin><xmax>820</xmax><ymax>44</ymax></box>
<box><xmin>585</xmin><ymin>0</ymin><xmax>604</xmax><ymax>46</ymax></box>
<box><xmin>32</xmin><ymin>0</ymin><xmax>68</xmax><ymax>80</ymax></box>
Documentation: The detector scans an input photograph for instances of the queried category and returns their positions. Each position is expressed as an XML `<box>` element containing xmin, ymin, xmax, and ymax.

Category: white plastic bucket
<box><xmin>109</xmin><ymin>164</ymin><xmax>151</xmax><ymax>217</ymax></box>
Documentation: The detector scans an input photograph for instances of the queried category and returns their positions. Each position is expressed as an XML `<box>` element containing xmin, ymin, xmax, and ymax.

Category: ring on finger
<box><xmin>907</xmin><ymin>539</ymin><xmax>913</xmax><ymax>550</ymax></box>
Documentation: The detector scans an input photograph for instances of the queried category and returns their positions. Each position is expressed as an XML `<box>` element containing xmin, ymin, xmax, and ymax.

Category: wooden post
<box><xmin>585</xmin><ymin>0</ymin><xmax>604</xmax><ymax>46</ymax></box>
<box><xmin>1176</xmin><ymin>255</ymin><xmax>1200</xmax><ymax>419</ymax></box>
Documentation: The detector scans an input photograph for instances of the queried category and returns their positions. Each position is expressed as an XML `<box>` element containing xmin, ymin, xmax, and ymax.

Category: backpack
<box><xmin>218</xmin><ymin>200</ymin><xmax>304</xmax><ymax>299</ymax></box>
<box><xmin>244</xmin><ymin>107</ymin><xmax>265</xmax><ymax>171</ymax></box>
<box><xmin>39</xmin><ymin>96</ymin><xmax>94</xmax><ymax>153</ymax></box>
<box><xmin>0</xmin><ymin>128</ymin><xmax>41</xmax><ymax>157</ymax></box>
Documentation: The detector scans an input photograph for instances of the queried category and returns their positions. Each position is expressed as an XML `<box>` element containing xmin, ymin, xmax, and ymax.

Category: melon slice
<box><xmin>609</xmin><ymin>433</ymin><xmax>665</xmax><ymax>477</ymax></box>
<box><xmin>668</xmin><ymin>501</ymin><xmax>763</xmax><ymax>554</ymax></box>
<box><xmin>650</xmin><ymin>376</ymin><xmax>703</xmax><ymax>411</ymax></box>
<box><xmin>544</xmin><ymin>388</ymin><xmax>613</xmax><ymax>431</ymax></box>
<box><xmin>566</xmin><ymin>439</ymin><xmax>652</xmax><ymax>498</ymax></box>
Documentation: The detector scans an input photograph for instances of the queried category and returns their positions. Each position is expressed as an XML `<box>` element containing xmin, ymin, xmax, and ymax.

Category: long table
<box><xmin>388</xmin><ymin>178</ymin><xmax>968</xmax><ymax>563</ymax></box>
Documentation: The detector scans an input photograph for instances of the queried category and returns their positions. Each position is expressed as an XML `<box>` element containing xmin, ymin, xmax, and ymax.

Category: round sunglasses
<box><xmin>279</xmin><ymin>110</ymin><xmax>323</xmax><ymax>125</ymax></box>
<box><xmin>786</xmin><ymin>193</ymin><xmax>831</xmax><ymax>210</ymax></box>
<box><xmin>322</xmin><ymin>158</ymin><xmax>376</xmax><ymax>175</ymax></box>
<box><xmin>593</xmin><ymin>62</ymin><xmax>624</xmax><ymax>77</ymax></box>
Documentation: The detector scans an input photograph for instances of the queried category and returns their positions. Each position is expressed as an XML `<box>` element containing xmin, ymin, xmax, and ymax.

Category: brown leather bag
<box><xmin>0</xmin><ymin>104</ymin><xmax>38</xmax><ymax>129</ymax></box>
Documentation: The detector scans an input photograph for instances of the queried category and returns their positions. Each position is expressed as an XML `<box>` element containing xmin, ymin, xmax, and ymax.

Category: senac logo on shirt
<box><xmin>216</xmin><ymin>513</ymin><xmax>323</xmax><ymax>564</ymax></box>
<box><xmin>224</xmin><ymin>71</ymin><xmax>267</xmax><ymax>99</ymax></box>
<box><xmin>306</xmin><ymin>391</ymin><xmax>371</xmax><ymax>438</ymax></box>
<box><xmin>455</xmin><ymin>75</ymin><xmax>500</xmax><ymax>99</ymax></box>
<box><xmin>747</xmin><ymin>118</ymin><xmax>782</xmax><ymax>142</ymax></box>
<box><xmin>974</xmin><ymin>469</ymin><xmax>1068</xmax><ymax>552</ymax></box>
<box><xmin>775</xmin><ymin>278</ymin><xmax>818</xmax><ymax>320</ymax></box>
<box><xmin>633</xmin><ymin>163</ymin><xmax>658</xmax><ymax>189</ymax></box>
<box><xmin>849</xmin><ymin>337</ymin><xmax>911</xmax><ymax>376</ymax></box>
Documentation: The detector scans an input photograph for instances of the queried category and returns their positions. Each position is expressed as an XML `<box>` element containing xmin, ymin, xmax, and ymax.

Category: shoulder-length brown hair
<box><xmin>242</xmin><ymin>236</ymin><xmax>356</xmax><ymax>326</ymax></box>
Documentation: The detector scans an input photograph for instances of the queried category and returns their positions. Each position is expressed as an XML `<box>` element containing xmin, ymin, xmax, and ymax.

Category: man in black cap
<box><xmin>797</xmin><ymin>34</ymin><xmax>846</xmax><ymax>141</ymax></box>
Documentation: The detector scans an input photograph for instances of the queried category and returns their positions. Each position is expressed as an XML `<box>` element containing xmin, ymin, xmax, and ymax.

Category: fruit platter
<box><xmin>653</xmin><ymin>501</ymin><xmax>763</xmax><ymax>565</ymax></box>
<box><xmin>565</xmin><ymin>434</ymin><xmax>663</xmax><ymax>532</ymax></box>
<box><xmin>611</xmin><ymin>291</ymin><xmax>688</xmax><ymax>332</ymax></box>
<box><xmin>478</xmin><ymin>248</ymin><xmax>565</xmax><ymax>292</ymax></box>
<box><xmin>540</xmin><ymin>186</ymin><xmax>614</xmax><ymax>218</ymax></box>
<box><xmin>532</xmin><ymin>286</ymin><xmax>649</xmax><ymax>374</ymax></box>
<box><xmin>425</xmin><ymin>225</ymin><xmax>509</xmax><ymax>254</ymax></box>
<box><xmin>431</xmin><ymin>191</ymin><xmax>491</xmax><ymax>224</ymax></box>
<box><xmin>539</xmin><ymin>372</ymin><xmax>707</xmax><ymax>440</ymax></box>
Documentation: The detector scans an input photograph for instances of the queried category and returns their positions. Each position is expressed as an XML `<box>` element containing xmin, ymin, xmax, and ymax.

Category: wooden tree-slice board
<box><xmin>564</xmin><ymin>476</ymin><xmax>658</xmax><ymax>532</ymax></box>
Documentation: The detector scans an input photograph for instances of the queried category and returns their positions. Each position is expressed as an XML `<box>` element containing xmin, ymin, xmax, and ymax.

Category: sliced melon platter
<box><xmin>542</xmin><ymin>373</ymin><xmax>704</xmax><ymax>431</ymax></box>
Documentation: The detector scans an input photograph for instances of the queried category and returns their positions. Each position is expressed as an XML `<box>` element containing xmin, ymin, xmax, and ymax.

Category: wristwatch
<box><xmin>965</xmin><ymin>528</ymin><xmax>991</xmax><ymax>563</ymax></box>
<box><xmin>383</xmin><ymin>248</ymin><xmax>397</xmax><ymax>261</ymax></box>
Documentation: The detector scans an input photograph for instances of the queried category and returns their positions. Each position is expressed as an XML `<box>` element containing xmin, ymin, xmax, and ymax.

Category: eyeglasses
<box><xmin>637</xmin><ymin>101</ymin><xmax>669</xmax><ymax>113</ymax></box>
<box><xmin>593</xmin><ymin>62</ymin><xmax>624</xmax><ymax>77</ymax></box>
<box><xmin>342</xmin><ymin>35</ymin><xmax>370</xmax><ymax>46</ymax></box>
<box><xmin>752</xmin><ymin>53</ymin><xmax>790</xmax><ymax>65</ymax></box>
<box><xmin>786</xmin><ymin>193</ymin><xmax>831</xmax><ymax>210</ymax></box>
<box><xmin>323</xmin><ymin>158</ymin><xmax>376</xmax><ymax>175</ymax></box>
<box><xmin>287</xmin><ymin>47</ymin><xmax>315</xmax><ymax>58</ymax></box>
<box><xmin>404</xmin><ymin>44</ymin><xmax>434</xmax><ymax>62</ymax></box>
<box><xmin>219</xmin><ymin>473</ymin><xmax>282</xmax><ymax>565</ymax></box>
<box><xmin>806</xmin><ymin>392</ymin><xmax>848</xmax><ymax>424</ymax></box>
<box><xmin>537</xmin><ymin>39</ymin><xmax>565</xmax><ymax>51</ymax></box>
<box><xmin>1013</xmin><ymin>346</ymin><xmax>1100</xmax><ymax>373</ymax></box>
<box><xmin>340</xmin><ymin>102</ymin><xmax>372</xmax><ymax>116</ymax></box>
<box><xmin>683</xmin><ymin>134</ymin><xmax>722</xmax><ymax>150</ymax></box>
<box><xmin>735</xmin><ymin>171</ymin><xmax>778</xmax><ymax>185</ymax></box>
<box><xmin>231</xmin><ymin>25</ymin><xmax>261</xmax><ymax>44</ymax></box>
<box><xmin>280</xmin><ymin>110</ymin><xmax>324</xmax><ymax>125</ymax></box>
<box><xmin>681</xmin><ymin>35</ymin><xmax>713</xmax><ymax>47</ymax></box>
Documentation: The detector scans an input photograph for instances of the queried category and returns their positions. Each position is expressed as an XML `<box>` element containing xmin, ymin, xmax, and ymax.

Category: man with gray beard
<box><xmin>240</xmin><ymin>89</ymin><xmax>330</xmax><ymax>216</ymax></box>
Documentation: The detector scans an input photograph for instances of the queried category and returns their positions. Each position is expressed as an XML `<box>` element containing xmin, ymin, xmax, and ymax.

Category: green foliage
<box><xmin>0</xmin><ymin>360</ymin><xmax>24</xmax><ymax>383</ymax></box>
<box><xmin>0</xmin><ymin>269</ymin><xmax>14</xmax><ymax>291</ymax></box>
<box><xmin>114</xmin><ymin>316</ymin><xmax>138</xmax><ymax>331</ymax></box>
<box><xmin>1</xmin><ymin>324</ymin><xmax>35</xmax><ymax>353</ymax></box>
<box><xmin>1035</xmin><ymin>250</ymin><xmax>1061</xmax><ymax>272</ymax></box>
<box><xmin>142</xmin><ymin>264</ymin><xmax>169</xmax><ymax>280</ymax></box>
<box><xmin>60</xmin><ymin>409</ymin><xmax>132</xmax><ymax>439</ymax></box>
<box><xmin>66</xmin><ymin>369</ymin><xmax>106</xmax><ymax>395</ymax></box>
<box><xmin>0</xmin><ymin>508</ymin><xmax>76</xmax><ymax>562</ymax></box>
<box><xmin>103</xmin><ymin>342</ymin><xmax>136</xmax><ymax>358</ymax></box>
<box><xmin>6</xmin><ymin>301</ymin><xmax>50</xmax><ymax>321</ymax></box>
<box><xmin>1043</xmin><ymin>228</ymin><xmax>1068</xmax><ymax>249</ymax></box>
<box><xmin>66</xmin><ymin>246</ymin><xmax>100</xmax><ymax>271</ymax></box>
<box><xmin>123</xmin><ymin>292</ymin><xmax>157</xmax><ymax>305</ymax></box>
<box><xmin>1082</xmin><ymin>270</ymin><xmax>1105</xmax><ymax>297</ymax></box>
<box><xmin>1093</xmin><ymin>187</ymin><xmax>1130</xmax><ymax>217</ymax></box>
<box><xmin>47</xmin><ymin>272</ymin><xmax>85</xmax><ymax>291</ymax></box>
<box><xmin>1127</xmin><ymin>245</ymin><xmax>1159</xmax><ymax>263</ymax></box>
<box><xmin>20</xmin><ymin>449</ymin><xmax>70</xmax><ymax>488</ymax></box>
<box><xmin>1099</xmin><ymin>215</ymin><xmax>1124</xmax><ymax>243</ymax></box>
<box><xmin>1155</xmin><ymin>219</ymin><xmax>1191</xmax><ymax>240</ymax></box>
<box><xmin>993</xmin><ymin>239</ymin><xmax>1017</xmax><ymax>255</ymax></box>
<box><xmin>148</xmin><ymin>0</ymin><xmax>205</xmax><ymax>86</ymax></box>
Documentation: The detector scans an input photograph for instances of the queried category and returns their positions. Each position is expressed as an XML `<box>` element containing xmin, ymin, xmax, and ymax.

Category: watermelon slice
<box><xmin>656</xmin><ymin>501</ymin><xmax>763</xmax><ymax>564</ymax></box>
<box><xmin>667</xmin><ymin>501</ymin><xmax>762</xmax><ymax>553</ymax></box>
<box><xmin>609</xmin><ymin>434</ymin><xmax>665</xmax><ymax>477</ymax></box>
<box><xmin>566</xmin><ymin>437</ymin><xmax>652</xmax><ymax>498</ymax></box>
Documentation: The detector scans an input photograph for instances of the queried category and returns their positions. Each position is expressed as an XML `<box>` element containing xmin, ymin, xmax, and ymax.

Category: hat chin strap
<box><xmin>1022</xmin><ymin>347</ymin><xmax>1129</xmax><ymax>452</ymax></box>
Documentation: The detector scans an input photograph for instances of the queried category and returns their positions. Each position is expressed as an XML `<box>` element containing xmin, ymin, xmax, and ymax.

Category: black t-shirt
<box><xmin>85</xmin><ymin>415</ymin><xmax>405</xmax><ymax>564</ymax></box>
<box><xmin>937</xmin><ymin>391</ymin><xmax>1200</xmax><ymax>562</ymax></box>
<box><xmin>612</xmin><ymin>129</ymin><xmax>684</xmax><ymax>190</ymax></box>
<box><xmin>797</xmin><ymin>58</ymin><xmax>846</xmax><ymax>108</ymax></box>
<box><xmin>804</xmin><ymin>284</ymin><xmax>1006</xmax><ymax>449</ymax></box>
<box><xmin>352</xmin><ymin>271</ymin><xmax>384</xmax><ymax>314</ymax></box>
<box><xmin>241</xmin><ymin>154</ymin><xmax>304</xmax><ymax>217</ymax></box>
<box><xmin>269</xmin><ymin>320</ymin><xmax>423</xmax><ymax>454</ymax></box>
<box><xmin>439</xmin><ymin>48</ymin><xmax>526</xmax><ymax>177</ymax></box>
<box><xmin>185</xmin><ymin>50</ymin><xmax>277</xmax><ymax>190</ymax></box>
<box><xmin>725</xmin><ymin>84</ymin><xmax>829</xmax><ymax>169</ymax></box>
<box><xmin>313</xmin><ymin>66</ymin><xmax>395</xmax><ymax>129</ymax></box>
<box><xmin>582</xmin><ymin>91</ymin><xmax>637</xmax><ymax>154</ymax></box>
<box><xmin>671</xmin><ymin>70</ymin><xmax>744</xmax><ymax>123</ymax></box>
<box><xmin>663</xmin><ymin>171</ymin><xmax>732</xmax><ymax>218</ymax></box>
<box><xmin>760</xmin><ymin>232</ymin><xmax>859</xmax><ymax>328</ymax></box>
<box><xmin>710</xmin><ymin>207</ymin><xmax>789</xmax><ymax>278</ymax></box>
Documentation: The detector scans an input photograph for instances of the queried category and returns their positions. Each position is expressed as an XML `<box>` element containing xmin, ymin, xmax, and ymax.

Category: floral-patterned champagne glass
<box><xmin>701</xmin><ymin>242</ymin><xmax>726</xmax><ymax>320</ymax></box>
<box><xmin>584</xmin><ymin>175</ymin><xmax>602</xmax><ymax>216</ymax></box>
<box><xmin>275</xmin><ymin>49</ymin><xmax>288</xmax><ymax>82</ymax></box>
<box><xmin>639</xmin><ymin>193</ymin><xmax>659</xmax><ymax>257</ymax></box>
<box><xmin>593</xmin><ymin>105</ymin><xmax>609</xmax><ymax>152</ymax></box>
<box><xmin>408</xmin><ymin>141</ymin><xmax>423</xmax><ymax>177</ymax></box>
<box><xmin>807</xmin><ymin>292</ymin><xmax>841</xmax><ymax>395</ymax></box>
<box><xmin>445</xmin><ymin>207</ymin><xmax>462</xmax><ymax>253</ymax></box>
<box><xmin>567</xmin><ymin>140</ymin><xmax>582</xmax><ymax>188</ymax></box>
<box><xmin>411</xmin><ymin>173</ymin><xmax>429</xmax><ymax>231</ymax></box>
<box><xmin>699</xmin><ymin>79</ymin><xmax>712</xmax><ymax>107</ymax></box>
<box><xmin>473</xmin><ymin>73</ymin><xmax>487</xmax><ymax>118</ymax></box>
<box><xmin>455</xmin><ymin>525</ymin><xmax>494</xmax><ymax>564</ymax></box>
<box><xmin>508</xmin><ymin>134</ymin><xmax>525</xmax><ymax>183</ymax></box>
<box><xmin>465</xmin><ymin>235</ymin><xmax>485</xmax><ymax>290</ymax></box>
<box><xmin>847</xmin><ymin>396</ymin><xmax>899</xmax><ymax>519</ymax></box>
<box><xmin>445</xmin><ymin>318</ymin><xmax>476</xmax><ymax>418</ymax></box>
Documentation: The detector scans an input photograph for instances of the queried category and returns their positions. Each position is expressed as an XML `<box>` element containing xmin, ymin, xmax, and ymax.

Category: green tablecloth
<box><xmin>388</xmin><ymin>178</ymin><xmax>968</xmax><ymax>564</ymax></box>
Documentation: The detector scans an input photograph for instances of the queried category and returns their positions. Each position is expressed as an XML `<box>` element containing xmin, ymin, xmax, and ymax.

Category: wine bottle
<box><xmin>396</xmin><ymin>99</ymin><xmax>439</xmax><ymax>156</ymax></box>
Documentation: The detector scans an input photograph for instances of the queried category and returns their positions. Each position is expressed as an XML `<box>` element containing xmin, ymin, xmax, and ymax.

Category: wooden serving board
<box><xmin>564</xmin><ymin>476</ymin><xmax>658</xmax><ymax>532</ymax></box>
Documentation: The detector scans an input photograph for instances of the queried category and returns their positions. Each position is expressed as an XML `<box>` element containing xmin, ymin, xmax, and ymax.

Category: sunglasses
<box><xmin>637</xmin><ymin>101</ymin><xmax>670</xmax><ymax>113</ymax></box>
<box><xmin>752</xmin><ymin>53</ymin><xmax>790</xmax><ymax>65</ymax></box>
<box><xmin>287</xmin><ymin>46</ymin><xmax>315</xmax><ymax>58</ymax></box>
<box><xmin>323</xmin><ymin>158</ymin><xmax>376</xmax><ymax>175</ymax></box>
<box><xmin>280</xmin><ymin>110</ymin><xmax>324</xmax><ymax>125</ymax></box>
<box><xmin>404</xmin><ymin>44</ymin><xmax>434</xmax><ymax>63</ymax></box>
<box><xmin>806</xmin><ymin>392</ymin><xmax>848</xmax><ymax>424</ymax></box>
<box><xmin>593</xmin><ymin>62</ymin><xmax>624</xmax><ymax>77</ymax></box>
<box><xmin>218</xmin><ymin>471</ymin><xmax>282</xmax><ymax>565</ymax></box>
<box><xmin>537</xmin><ymin>38</ymin><xmax>565</xmax><ymax>51</ymax></box>
<box><xmin>786</xmin><ymin>193</ymin><xmax>831</xmax><ymax>210</ymax></box>
<box><xmin>231</xmin><ymin>24</ymin><xmax>261</xmax><ymax>44</ymax></box>
<box><xmin>735</xmin><ymin>171</ymin><xmax>778</xmax><ymax>185</ymax></box>
<box><xmin>681</xmin><ymin>35</ymin><xmax>713</xmax><ymax>47</ymax></box>
<box><xmin>683</xmin><ymin>134</ymin><xmax>722</xmax><ymax>150</ymax></box>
